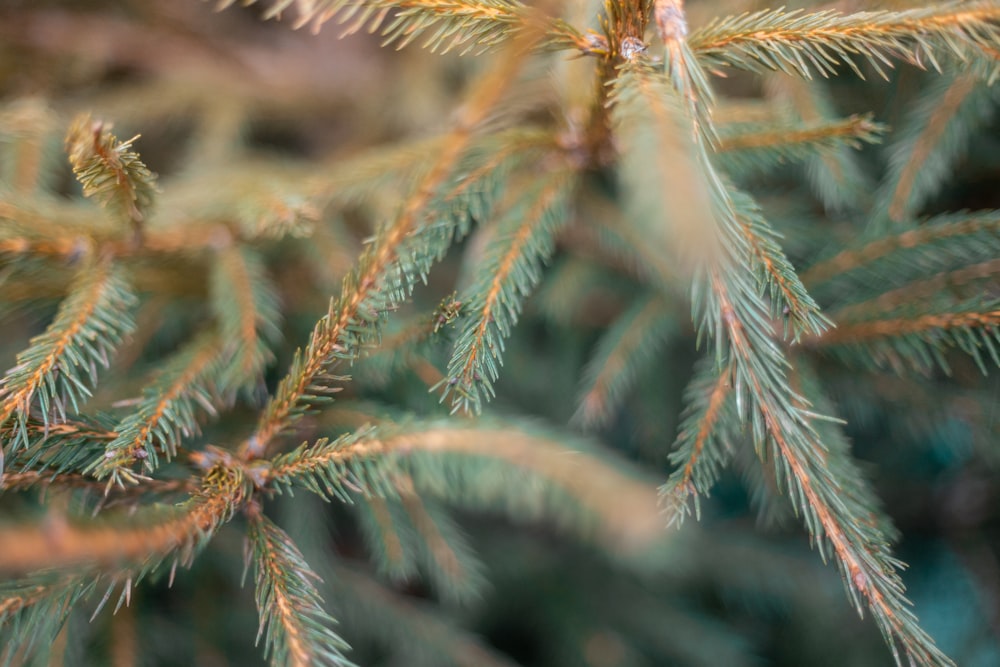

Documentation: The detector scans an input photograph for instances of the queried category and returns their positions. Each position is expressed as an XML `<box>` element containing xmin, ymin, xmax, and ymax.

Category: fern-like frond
<box><xmin>690</xmin><ymin>2</ymin><xmax>1000</xmax><ymax>80</ymax></box>
<box><xmin>439</xmin><ymin>167</ymin><xmax>576</xmax><ymax>414</ymax></box>
<box><xmin>92</xmin><ymin>332</ymin><xmax>226</xmax><ymax>485</ymax></box>
<box><xmin>223</xmin><ymin>0</ymin><xmax>587</xmax><ymax>53</ymax></box>
<box><xmin>246</xmin><ymin>511</ymin><xmax>354</xmax><ymax>667</ymax></box>
<box><xmin>65</xmin><ymin>113</ymin><xmax>158</xmax><ymax>232</ymax></box>
<box><xmin>659</xmin><ymin>357</ymin><xmax>738</xmax><ymax>527</ymax></box>
<box><xmin>0</xmin><ymin>257</ymin><xmax>135</xmax><ymax>464</ymax></box>
<box><xmin>573</xmin><ymin>292</ymin><xmax>675</xmax><ymax>428</ymax></box>
<box><xmin>875</xmin><ymin>73</ymin><xmax>997</xmax><ymax>225</ymax></box>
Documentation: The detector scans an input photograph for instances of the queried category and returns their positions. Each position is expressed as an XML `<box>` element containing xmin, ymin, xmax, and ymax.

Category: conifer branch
<box><xmin>92</xmin><ymin>333</ymin><xmax>227</xmax><ymax>486</ymax></box>
<box><xmin>659</xmin><ymin>359</ymin><xmax>736</xmax><ymax>527</ymax></box>
<box><xmin>877</xmin><ymin>73</ymin><xmax>995</xmax><ymax>224</ymax></box>
<box><xmin>65</xmin><ymin>113</ymin><xmax>157</xmax><ymax>240</ymax></box>
<box><xmin>801</xmin><ymin>210</ymin><xmax>1000</xmax><ymax>285</ymax></box>
<box><xmin>330</xmin><ymin>563</ymin><xmax>521</xmax><ymax>667</ymax></box>
<box><xmin>0</xmin><ymin>257</ymin><xmax>135</xmax><ymax>466</ymax></box>
<box><xmin>357</xmin><ymin>496</ymin><xmax>412</xmax><ymax>578</ymax></box>
<box><xmin>812</xmin><ymin>304</ymin><xmax>1000</xmax><ymax>374</ymax></box>
<box><xmin>0</xmin><ymin>463</ymin><xmax>246</xmax><ymax>575</ymax></box>
<box><xmin>716</xmin><ymin>113</ymin><xmax>884</xmax><ymax>175</ymax></box>
<box><xmin>831</xmin><ymin>257</ymin><xmax>1000</xmax><ymax>322</ymax></box>
<box><xmin>573</xmin><ymin>293</ymin><xmax>675</xmax><ymax>428</ymax></box>
<box><xmin>212</xmin><ymin>246</ymin><xmax>282</xmax><ymax>392</ymax></box>
<box><xmin>224</xmin><ymin>0</ymin><xmax>586</xmax><ymax>53</ymax></box>
<box><xmin>689</xmin><ymin>2</ymin><xmax>1000</xmax><ymax>80</ymax></box>
<box><xmin>763</xmin><ymin>74</ymin><xmax>874</xmax><ymax>212</ymax></box>
<box><xmin>245</xmin><ymin>26</ymin><xmax>544</xmax><ymax>457</ymax></box>
<box><xmin>440</xmin><ymin>167</ymin><xmax>577</xmax><ymax>413</ymax></box>
<box><xmin>246</xmin><ymin>510</ymin><xmax>354</xmax><ymax>667</ymax></box>
<box><xmin>0</xmin><ymin>573</ymin><xmax>95</xmax><ymax>666</ymax></box>
<box><xmin>617</xmin><ymin>5</ymin><xmax>952</xmax><ymax>661</ymax></box>
<box><xmin>393</xmin><ymin>479</ymin><xmax>486</xmax><ymax>602</ymax></box>
<box><xmin>265</xmin><ymin>419</ymin><xmax>665</xmax><ymax>560</ymax></box>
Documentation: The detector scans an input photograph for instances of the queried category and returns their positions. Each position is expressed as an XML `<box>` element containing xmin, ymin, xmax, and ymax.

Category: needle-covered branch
<box><xmin>246</xmin><ymin>510</ymin><xmax>354</xmax><ymax>667</ymax></box>
<box><xmin>690</xmin><ymin>2</ymin><xmax>1000</xmax><ymax>80</ymax></box>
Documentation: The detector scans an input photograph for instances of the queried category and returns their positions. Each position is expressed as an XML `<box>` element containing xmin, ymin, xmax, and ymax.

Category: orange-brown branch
<box><xmin>888</xmin><ymin>76</ymin><xmax>977</xmax><ymax>222</ymax></box>
<box><xmin>801</xmin><ymin>214</ymin><xmax>1000</xmax><ymax>285</ymax></box>
<box><xmin>0</xmin><ymin>467</ymin><xmax>243</xmax><ymax>574</ymax></box>
<box><xmin>0</xmin><ymin>258</ymin><xmax>108</xmax><ymax>427</ymax></box>
<box><xmin>814</xmin><ymin>309</ymin><xmax>1000</xmax><ymax>345</ymax></box>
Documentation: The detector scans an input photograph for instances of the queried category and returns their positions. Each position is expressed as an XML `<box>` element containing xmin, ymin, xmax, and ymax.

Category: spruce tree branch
<box><xmin>396</xmin><ymin>477</ymin><xmax>472</xmax><ymax>590</ymax></box>
<box><xmin>689</xmin><ymin>2</ymin><xmax>1000</xmax><ymax>80</ymax></box>
<box><xmin>830</xmin><ymin>258</ymin><xmax>1000</xmax><ymax>322</ymax></box>
<box><xmin>659</xmin><ymin>359</ymin><xmax>735</xmax><ymax>527</ymax></box>
<box><xmin>243</xmin><ymin>23</ymin><xmax>545</xmax><ymax>457</ymax></box>
<box><xmin>265</xmin><ymin>421</ymin><xmax>665</xmax><ymax>558</ymax></box>
<box><xmin>0</xmin><ymin>470</ymin><xmax>195</xmax><ymax>495</ymax></box>
<box><xmin>812</xmin><ymin>309</ymin><xmax>1000</xmax><ymax>345</ymax></box>
<box><xmin>65</xmin><ymin>114</ymin><xmax>158</xmax><ymax>243</ymax></box>
<box><xmin>886</xmin><ymin>75</ymin><xmax>977</xmax><ymax>222</ymax></box>
<box><xmin>246</xmin><ymin>510</ymin><xmax>353</xmax><ymax>667</ymax></box>
<box><xmin>801</xmin><ymin>212</ymin><xmax>1000</xmax><ymax>285</ymax></box>
<box><xmin>0</xmin><ymin>256</ymin><xmax>135</xmax><ymax>463</ymax></box>
<box><xmin>573</xmin><ymin>293</ymin><xmax>675</xmax><ymax>427</ymax></box>
<box><xmin>716</xmin><ymin>113</ymin><xmax>884</xmax><ymax>152</ymax></box>
<box><xmin>440</xmin><ymin>167</ymin><xmax>577</xmax><ymax>413</ymax></box>
<box><xmin>93</xmin><ymin>333</ymin><xmax>227</xmax><ymax>486</ymax></box>
<box><xmin>0</xmin><ymin>464</ymin><xmax>246</xmax><ymax>575</ymax></box>
<box><xmin>224</xmin><ymin>0</ymin><xmax>586</xmax><ymax>53</ymax></box>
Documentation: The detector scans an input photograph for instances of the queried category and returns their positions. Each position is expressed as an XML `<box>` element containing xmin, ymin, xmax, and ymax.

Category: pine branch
<box><xmin>246</xmin><ymin>511</ymin><xmax>354</xmax><ymax>667</ymax></box>
<box><xmin>716</xmin><ymin>113</ymin><xmax>885</xmax><ymax>177</ymax></box>
<box><xmin>265</xmin><ymin>418</ymin><xmax>666</xmax><ymax>563</ymax></box>
<box><xmin>439</xmin><ymin>167</ymin><xmax>577</xmax><ymax>414</ymax></box>
<box><xmin>0</xmin><ymin>463</ymin><xmax>246</xmax><ymax>575</ymax></box>
<box><xmin>876</xmin><ymin>73</ymin><xmax>996</xmax><ymax>224</ymax></box>
<box><xmin>626</xmin><ymin>5</ymin><xmax>953</xmax><ymax>662</ymax></box>
<box><xmin>244</xmin><ymin>27</ymin><xmax>543</xmax><ymax>457</ymax></box>
<box><xmin>0</xmin><ymin>257</ymin><xmax>135</xmax><ymax>466</ymax></box>
<box><xmin>211</xmin><ymin>246</ymin><xmax>282</xmax><ymax>393</ymax></box>
<box><xmin>0</xmin><ymin>573</ymin><xmax>96</xmax><ymax>667</ymax></box>
<box><xmin>812</xmin><ymin>302</ymin><xmax>1000</xmax><ymax>374</ymax></box>
<box><xmin>659</xmin><ymin>358</ymin><xmax>737</xmax><ymax>527</ymax></box>
<box><xmin>65</xmin><ymin>113</ymin><xmax>157</xmax><ymax>239</ymax></box>
<box><xmin>223</xmin><ymin>0</ymin><xmax>587</xmax><ymax>54</ymax></box>
<box><xmin>689</xmin><ymin>2</ymin><xmax>1000</xmax><ymax>80</ymax></box>
<box><xmin>763</xmin><ymin>74</ymin><xmax>876</xmax><ymax>212</ymax></box>
<box><xmin>92</xmin><ymin>332</ymin><xmax>227</xmax><ymax>486</ymax></box>
<box><xmin>802</xmin><ymin>210</ymin><xmax>1000</xmax><ymax>289</ymax></box>
<box><xmin>573</xmin><ymin>292</ymin><xmax>675</xmax><ymax>428</ymax></box>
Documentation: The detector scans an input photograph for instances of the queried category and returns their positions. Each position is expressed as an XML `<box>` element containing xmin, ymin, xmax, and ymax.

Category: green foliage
<box><xmin>247</xmin><ymin>512</ymin><xmax>354</xmax><ymax>667</ymax></box>
<box><xmin>3</xmin><ymin>1</ymin><xmax>1000</xmax><ymax>666</ymax></box>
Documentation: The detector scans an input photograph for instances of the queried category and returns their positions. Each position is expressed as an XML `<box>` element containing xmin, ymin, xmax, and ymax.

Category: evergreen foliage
<box><xmin>2</xmin><ymin>1</ymin><xmax>1000</xmax><ymax>665</ymax></box>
